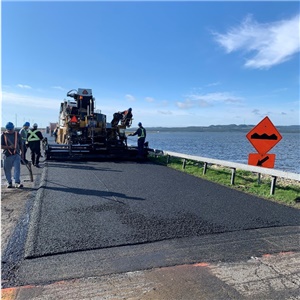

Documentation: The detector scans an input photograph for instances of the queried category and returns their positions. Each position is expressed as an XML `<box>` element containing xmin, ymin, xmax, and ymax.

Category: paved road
<box><xmin>25</xmin><ymin>160</ymin><xmax>299</xmax><ymax>258</ymax></box>
<box><xmin>2</xmin><ymin>159</ymin><xmax>300</xmax><ymax>299</ymax></box>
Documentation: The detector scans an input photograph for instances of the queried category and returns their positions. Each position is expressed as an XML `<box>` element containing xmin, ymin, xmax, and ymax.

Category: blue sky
<box><xmin>1</xmin><ymin>1</ymin><xmax>299</xmax><ymax>128</ymax></box>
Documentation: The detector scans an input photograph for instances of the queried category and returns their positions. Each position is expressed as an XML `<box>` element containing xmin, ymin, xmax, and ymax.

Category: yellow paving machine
<box><xmin>44</xmin><ymin>88</ymin><xmax>146</xmax><ymax>160</ymax></box>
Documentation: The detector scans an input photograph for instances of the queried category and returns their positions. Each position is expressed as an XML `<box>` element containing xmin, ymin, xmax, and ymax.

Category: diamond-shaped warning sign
<box><xmin>246</xmin><ymin>117</ymin><xmax>282</xmax><ymax>155</ymax></box>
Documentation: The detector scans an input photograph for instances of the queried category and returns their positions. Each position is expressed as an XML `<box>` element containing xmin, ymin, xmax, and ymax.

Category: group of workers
<box><xmin>1</xmin><ymin>119</ymin><xmax>146</xmax><ymax>189</ymax></box>
<box><xmin>1</xmin><ymin>121</ymin><xmax>44</xmax><ymax>188</ymax></box>
<box><xmin>111</xmin><ymin>108</ymin><xmax>147</xmax><ymax>158</ymax></box>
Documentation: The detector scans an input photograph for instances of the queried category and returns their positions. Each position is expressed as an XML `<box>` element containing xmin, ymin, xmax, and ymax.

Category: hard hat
<box><xmin>128</xmin><ymin>108</ymin><xmax>132</xmax><ymax>111</ymax></box>
<box><xmin>138</xmin><ymin>122</ymin><xmax>142</xmax><ymax>126</ymax></box>
<box><xmin>5</xmin><ymin>122</ymin><xmax>14</xmax><ymax>130</ymax></box>
<box><xmin>23</xmin><ymin>122</ymin><xmax>30</xmax><ymax>127</ymax></box>
<box><xmin>33</xmin><ymin>123</ymin><xmax>38</xmax><ymax>127</ymax></box>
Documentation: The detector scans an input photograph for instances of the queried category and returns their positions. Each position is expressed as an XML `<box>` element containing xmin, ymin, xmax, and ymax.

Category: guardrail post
<box><xmin>160</xmin><ymin>151</ymin><xmax>299</xmax><ymax>189</ymax></box>
<box><xmin>270</xmin><ymin>176</ymin><xmax>277</xmax><ymax>195</ymax></box>
<box><xmin>258</xmin><ymin>173</ymin><xmax>261</xmax><ymax>184</ymax></box>
<box><xmin>203</xmin><ymin>162</ymin><xmax>207</xmax><ymax>175</ymax></box>
<box><xmin>231</xmin><ymin>168</ymin><xmax>236</xmax><ymax>185</ymax></box>
<box><xmin>182</xmin><ymin>159</ymin><xmax>186</xmax><ymax>169</ymax></box>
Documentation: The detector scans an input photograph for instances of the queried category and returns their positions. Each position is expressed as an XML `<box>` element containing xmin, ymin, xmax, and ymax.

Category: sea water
<box><xmin>139</xmin><ymin>131</ymin><xmax>300</xmax><ymax>174</ymax></box>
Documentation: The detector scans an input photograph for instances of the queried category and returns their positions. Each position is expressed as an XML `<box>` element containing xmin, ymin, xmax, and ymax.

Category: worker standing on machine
<box><xmin>27</xmin><ymin>123</ymin><xmax>44</xmax><ymax>168</ymax></box>
<box><xmin>121</xmin><ymin>108</ymin><xmax>133</xmax><ymax>127</ymax></box>
<box><xmin>111</xmin><ymin>108</ymin><xmax>133</xmax><ymax>127</ymax></box>
<box><xmin>128</xmin><ymin>122</ymin><xmax>146</xmax><ymax>158</ymax></box>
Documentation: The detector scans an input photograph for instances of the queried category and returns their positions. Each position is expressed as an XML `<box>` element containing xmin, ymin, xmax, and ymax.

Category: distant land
<box><xmin>136</xmin><ymin>124</ymin><xmax>300</xmax><ymax>133</ymax></box>
<box><xmin>2</xmin><ymin>124</ymin><xmax>299</xmax><ymax>134</ymax></box>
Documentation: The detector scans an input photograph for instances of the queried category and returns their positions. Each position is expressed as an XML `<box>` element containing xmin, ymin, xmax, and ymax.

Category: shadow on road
<box><xmin>42</xmin><ymin>183</ymin><xmax>145</xmax><ymax>202</ymax></box>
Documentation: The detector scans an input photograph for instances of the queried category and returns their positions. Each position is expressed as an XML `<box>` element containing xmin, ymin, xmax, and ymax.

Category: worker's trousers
<box><xmin>28</xmin><ymin>141</ymin><xmax>41</xmax><ymax>165</ymax></box>
<box><xmin>137</xmin><ymin>137</ymin><xmax>145</xmax><ymax>157</ymax></box>
<box><xmin>3</xmin><ymin>154</ymin><xmax>21</xmax><ymax>184</ymax></box>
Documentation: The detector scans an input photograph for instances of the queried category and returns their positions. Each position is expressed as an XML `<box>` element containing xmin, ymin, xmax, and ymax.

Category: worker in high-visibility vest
<box><xmin>128</xmin><ymin>122</ymin><xmax>146</xmax><ymax>158</ymax></box>
<box><xmin>27</xmin><ymin>123</ymin><xmax>44</xmax><ymax>168</ymax></box>
<box><xmin>1</xmin><ymin>122</ymin><xmax>24</xmax><ymax>188</ymax></box>
<box><xmin>19</xmin><ymin>121</ymin><xmax>30</xmax><ymax>164</ymax></box>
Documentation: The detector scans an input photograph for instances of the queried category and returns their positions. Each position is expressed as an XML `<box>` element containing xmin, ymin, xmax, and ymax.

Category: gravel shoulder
<box><xmin>1</xmin><ymin>160</ymin><xmax>44</xmax><ymax>253</ymax></box>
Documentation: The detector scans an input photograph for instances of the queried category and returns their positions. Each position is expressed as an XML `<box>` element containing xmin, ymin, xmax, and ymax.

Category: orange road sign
<box><xmin>246</xmin><ymin>116</ymin><xmax>282</xmax><ymax>155</ymax></box>
<box><xmin>248</xmin><ymin>153</ymin><xmax>275</xmax><ymax>168</ymax></box>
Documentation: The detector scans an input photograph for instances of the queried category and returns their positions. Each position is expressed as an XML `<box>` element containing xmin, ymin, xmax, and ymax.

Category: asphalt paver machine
<box><xmin>44</xmin><ymin>88</ymin><xmax>145</xmax><ymax>160</ymax></box>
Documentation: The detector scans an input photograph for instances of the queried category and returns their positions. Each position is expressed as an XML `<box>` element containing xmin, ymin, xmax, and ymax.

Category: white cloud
<box><xmin>1</xmin><ymin>91</ymin><xmax>62</xmax><ymax>127</ymax></box>
<box><xmin>145</xmin><ymin>97</ymin><xmax>155</xmax><ymax>103</ymax></box>
<box><xmin>206</xmin><ymin>82</ymin><xmax>221</xmax><ymax>87</ymax></box>
<box><xmin>159</xmin><ymin>100</ymin><xmax>169</xmax><ymax>107</ymax></box>
<box><xmin>2</xmin><ymin>91</ymin><xmax>61</xmax><ymax>109</ymax></box>
<box><xmin>177</xmin><ymin>99</ymin><xmax>197</xmax><ymax>109</ymax></box>
<box><xmin>157</xmin><ymin>110</ymin><xmax>173</xmax><ymax>115</ymax></box>
<box><xmin>17</xmin><ymin>84</ymin><xmax>32</xmax><ymax>89</ymax></box>
<box><xmin>51</xmin><ymin>86</ymin><xmax>65</xmax><ymax>91</ymax></box>
<box><xmin>213</xmin><ymin>14</ymin><xmax>300</xmax><ymax>69</ymax></box>
<box><xmin>125</xmin><ymin>94</ymin><xmax>136</xmax><ymax>102</ymax></box>
<box><xmin>252</xmin><ymin>109</ymin><xmax>261</xmax><ymax>116</ymax></box>
<box><xmin>177</xmin><ymin>92</ymin><xmax>243</xmax><ymax>109</ymax></box>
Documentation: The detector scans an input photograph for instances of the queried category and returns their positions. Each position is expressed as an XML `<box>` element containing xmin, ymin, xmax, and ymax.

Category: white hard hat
<box><xmin>33</xmin><ymin>123</ymin><xmax>38</xmax><ymax>127</ymax></box>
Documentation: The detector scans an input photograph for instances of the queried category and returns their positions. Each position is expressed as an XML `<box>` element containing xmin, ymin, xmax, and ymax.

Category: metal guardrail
<box><xmin>148</xmin><ymin>149</ymin><xmax>300</xmax><ymax>195</ymax></box>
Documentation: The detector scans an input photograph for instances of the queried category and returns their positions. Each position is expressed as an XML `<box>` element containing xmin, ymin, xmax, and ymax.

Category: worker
<box><xmin>128</xmin><ymin>122</ymin><xmax>146</xmax><ymax>158</ymax></box>
<box><xmin>19</xmin><ymin>121</ymin><xmax>30</xmax><ymax>164</ymax></box>
<box><xmin>121</xmin><ymin>108</ymin><xmax>133</xmax><ymax>127</ymax></box>
<box><xmin>111</xmin><ymin>112</ymin><xmax>123</xmax><ymax>127</ymax></box>
<box><xmin>53</xmin><ymin>125</ymin><xmax>59</xmax><ymax>143</ymax></box>
<box><xmin>27</xmin><ymin>123</ymin><xmax>44</xmax><ymax>168</ymax></box>
<box><xmin>1</xmin><ymin>122</ymin><xmax>24</xmax><ymax>188</ymax></box>
<box><xmin>111</xmin><ymin>108</ymin><xmax>133</xmax><ymax>127</ymax></box>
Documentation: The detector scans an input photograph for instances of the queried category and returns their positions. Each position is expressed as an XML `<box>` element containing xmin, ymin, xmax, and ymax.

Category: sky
<box><xmin>1</xmin><ymin>1</ymin><xmax>299</xmax><ymax>128</ymax></box>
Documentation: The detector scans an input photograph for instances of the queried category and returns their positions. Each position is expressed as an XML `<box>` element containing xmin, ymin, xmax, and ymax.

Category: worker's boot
<box><xmin>35</xmin><ymin>154</ymin><xmax>41</xmax><ymax>167</ymax></box>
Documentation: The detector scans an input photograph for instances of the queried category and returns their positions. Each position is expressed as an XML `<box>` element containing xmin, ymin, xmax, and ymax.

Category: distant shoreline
<box><xmin>2</xmin><ymin>124</ymin><xmax>299</xmax><ymax>134</ymax></box>
<box><xmin>128</xmin><ymin>125</ymin><xmax>300</xmax><ymax>133</ymax></box>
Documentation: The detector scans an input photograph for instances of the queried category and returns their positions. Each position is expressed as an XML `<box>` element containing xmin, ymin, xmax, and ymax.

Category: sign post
<box><xmin>246</xmin><ymin>117</ymin><xmax>282</xmax><ymax>168</ymax></box>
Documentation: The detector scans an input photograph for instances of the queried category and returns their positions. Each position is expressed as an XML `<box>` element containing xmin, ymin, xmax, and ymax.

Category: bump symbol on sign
<box><xmin>246</xmin><ymin>116</ymin><xmax>282</xmax><ymax>155</ymax></box>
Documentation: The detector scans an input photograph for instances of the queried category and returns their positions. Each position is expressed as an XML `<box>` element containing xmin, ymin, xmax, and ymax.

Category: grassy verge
<box><xmin>149</xmin><ymin>155</ymin><xmax>300</xmax><ymax>208</ymax></box>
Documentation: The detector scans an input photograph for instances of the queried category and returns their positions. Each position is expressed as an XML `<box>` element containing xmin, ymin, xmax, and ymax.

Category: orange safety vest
<box><xmin>3</xmin><ymin>131</ymin><xmax>18</xmax><ymax>155</ymax></box>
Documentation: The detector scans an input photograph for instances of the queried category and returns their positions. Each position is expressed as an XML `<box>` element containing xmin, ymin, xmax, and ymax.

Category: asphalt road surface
<box><xmin>2</xmin><ymin>160</ymin><xmax>300</xmax><ymax>299</ymax></box>
<box><xmin>25</xmin><ymin>160</ymin><xmax>299</xmax><ymax>258</ymax></box>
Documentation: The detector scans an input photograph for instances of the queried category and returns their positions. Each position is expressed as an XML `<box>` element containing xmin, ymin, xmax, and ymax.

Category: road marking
<box><xmin>1</xmin><ymin>287</ymin><xmax>18</xmax><ymax>300</ymax></box>
<box><xmin>193</xmin><ymin>262</ymin><xmax>209</xmax><ymax>267</ymax></box>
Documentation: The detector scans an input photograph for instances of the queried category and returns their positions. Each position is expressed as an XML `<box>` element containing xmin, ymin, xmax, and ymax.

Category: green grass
<box><xmin>149</xmin><ymin>155</ymin><xmax>300</xmax><ymax>208</ymax></box>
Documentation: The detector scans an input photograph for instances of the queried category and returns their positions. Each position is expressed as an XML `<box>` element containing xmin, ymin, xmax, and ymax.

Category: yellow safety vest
<box><xmin>139</xmin><ymin>128</ymin><xmax>145</xmax><ymax>139</ymax></box>
<box><xmin>27</xmin><ymin>130</ymin><xmax>40</xmax><ymax>142</ymax></box>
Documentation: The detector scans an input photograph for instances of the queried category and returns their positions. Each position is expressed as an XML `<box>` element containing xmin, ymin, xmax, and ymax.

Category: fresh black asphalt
<box><xmin>25</xmin><ymin>160</ymin><xmax>300</xmax><ymax>258</ymax></box>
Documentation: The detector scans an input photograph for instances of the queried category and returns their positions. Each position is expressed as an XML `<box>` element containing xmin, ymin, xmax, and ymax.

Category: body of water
<box><xmin>131</xmin><ymin>131</ymin><xmax>300</xmax><ymax>174</ymax></box>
